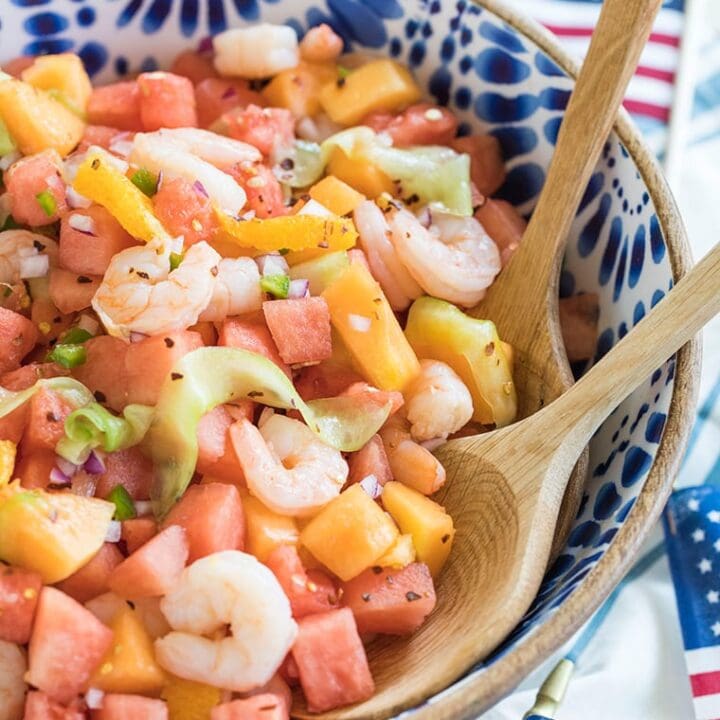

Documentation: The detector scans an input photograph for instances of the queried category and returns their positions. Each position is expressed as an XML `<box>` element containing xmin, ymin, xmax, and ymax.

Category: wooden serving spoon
<box><xmin>306</xmin><ymin>240</ymin><xmax>719</xmax><ymax>720</ymax></box>
<box><xmin>470</xmin><ymin>0</ymin><xmax>663</xmax><ymax>558</ymax></box>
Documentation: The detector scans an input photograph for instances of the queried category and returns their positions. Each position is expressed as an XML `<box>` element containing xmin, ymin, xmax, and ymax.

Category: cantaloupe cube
<box><xmin>300</xmin><ymin>484</ymin><xmax>398</xmax><ymax>581</ymax></box>
<box><xmin>21</xmin><ymin>53</ymin><xmax>92</xmax><ymax>114</ymax></box>
<box><xmin>309</xmin><ymin>175</ymin><xmax>366</xmax><ymax>217</ymax></box>
<box><xmin>0</xmin><ymin>440</ymin><xmax>16</xmax><ymax>487</ymax></box>
<box><xmin>319</xmin><ymin>60</ymin><xmax>422</xmax><ymax>126</ymax></box>
<box><xmin>161</xmin><ymin>675</ymin><xmax>222</xmax><ymax>720</ymax></box>
<box><xmin>261</xmin><ymin>61</ymin><xmax>336</xmax><ymax>118</ymax></box>
<box><xmin>89</xmin><ymin>604</ymin><xmax>166</xmax><ymax>695</ymax></box>
<box><xmin>375</xmin><ymin>533</ymin><xmax>416</xmax><ymax>569</ymax></box>
<box><xmin>0</xmin><ymin>79</ymin><xmax>84</xmax><ymax>157</ymax></box>
<box><xmin>326</xmin><ymin>148</ymin><xmax>394</xmax><ymax>199</ymax></box>
<box><xmin>242</xmin><ymin>491</ymin><xmax>299</xmax><ymax>563</ymax></box>
<box><xmin>381</xmin><ymin>482</ymin><xmax>455</xmax><ymax>577</ymax></box>
<box><xmin>48</xmin><ymin>268</ymin><xmax>101</xmax><ymax>314</ymax></box>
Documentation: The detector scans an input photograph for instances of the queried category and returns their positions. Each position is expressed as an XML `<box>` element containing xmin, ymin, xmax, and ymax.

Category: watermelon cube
<box><xmin>196</xmin><ymin>406</ymin><xmax>246</xmax><ymax>484</ymax></box>
<box><xmin>0</xmin><ymin>362</ymin><xmax>68</xmax><ymax>391</ymax></box>
<box><xmin>79</xmin><ymin>125</ymin><xmax>123</xmax><ymax>152</ymax></box>
<box><xmin>14</xmin><ymin>450</ymin><xmax>55</xmax><ymax>489</ymax></box>
<box><xmin>137</xmin><ymin>72</ymin><xmax>198</xmax><ymax>131</ymax></box>
<box><xmin>31</xmin><ymin>296</ymin><xmax>74</xmax><ymax>347</ymax></box>
<box><xmin>347</xmin><ymin>434</ymin><xmax>393</xmax><ymax>487</ymax></box>
<box><xmin>0</xmin><ymin>405</ymin><xmax>29</xmax><ymax>444</ymax></box>
<box><xmin>263</xmin><ymin>298</ymin><xmax>332</xmax><ymax>365</ymax></box>
<box><xmin>195</xmin><ymin>78</ymin><xmax>265</xmax><ymax>129</ymax></box>
<box><xmin>27</xmin><ymin>587</ymin><xmax>114</xmax><ymax>704</ymax></box>
<box><xmin>451</xmin><ymin>135</ymin><xmax>506</xmax><ymax>197</ymax></box>
<box><xmin>94</xmin><ymin>447</ymin><xmax>154</xmax><ymax>501</ymax></box>
<box><xmin>162</xmin><ymin>483</ymin><xmax>245</xmax><ymax>562</ymax></box>
<box><xmin>211</xmin><ymin>695</ymin><xmax>287</xmax><ymax>720</ymax></box>
<box><xmin>124</xmin><ymin>330</ymin><xmax>204</xmax><ymax>406</ymax></box>
<box><xmin>223</xmin><ymin>105</ymin><xmax>294</xmax><ymax>157</ymax></box>
<box><xmin>24</xmin><ymin>691</ymin><xmax>86</xmax><ymax>720</ymax></box>
<box><xmin>121</xmin><ymin>517</ymin><xmax>158</xmax><ymax>554</ymax></box>
<box><xmin>219</xmin><ymin>316</ymin><xmax>291</xmax><ymax>378</ymax></box>
<box><xmin>91</xmin><ymin>694</ymin><xmax>168</xmax><ymax>720</ymax></box>
<box><xmin>0</xmin><ymin>307</ymin><xmax>38</xmax><ymax>375</ymax></box>
<box><xmin>109</xmin><ymin>525</ymin><xmax>188</xmax><ymax>598</ymax></box>
<box><xmin>48</xmin><ymin>268</ymin><xmax>101</xmax><ymax>314</ymax></box>
<box><xmin>56</xmin><ymin>543</ymin><xmax>124</xmax><ymax>604</ymax></box>
<box><xmin>2</xmin><ymin>55</ymin><xmax>35</xmax><ymax>78</ymax></box>
<box><xmin>59</xmin><ymin>206</ymin><xmax>137</xmax><ymax>276</ymax></box>
<box><xmin>0</xmin><ymin>563</ymin><xmax>42</xmax><ymax>643</ymax></box>
<box><xmin>474</xmin><ymin>198</ymin><xmax>526</xmax><ymax>267</ymax></box>
<box><xmin>72</xmin><ymin>335</ymin><xmax>130</xmax><ymax>412</ymax></box>
<box><xmin>4</xmin><ymin>150</ymin><xmax>67</xmax><ymax>226</ymax></box>
<box><xmin>229</xmin><ymin>162</ymin><xmax>287</xmax><ymax>219</ymax></box>
<box><xmin>152</xmin><ymin>177</ymin><xmax>219</xmax><ymax>246</ymax></box>
<box><xmin>341</xmin><ymin>563</ymin><xmax>436</xmax><ymax>635</ymax></box>
<box><xmin>340</xmin><ymin>382</ymin><xmax>404</xmax><ymax>415</ymax></box>
<box><xmin>291</xmin><ymin>608</ymin><xmax>374</xmax><ymax>712</ymax></box>
<box><xmin>170</xmin><ymin>50</ymin><xmax>219</xmax><ymax>84</ymax></box>
<box><xmin>21</xmin><ymin>386</ymin><xmax>75</xmax><ymax>453</ymax></box>
<box><xmin>295</xmin><ymin>362</ymin><xmax>363</xmax><ymax>402</ymax></box>
<box><xmin>265</xmin><ymin>545</ymin><xmax>339</xmax><ymax>619</ymax></box>
<box><xmin>87</xmin><ymin>81</ymin><xmax>143</xmax><ymax>131</ymax></box>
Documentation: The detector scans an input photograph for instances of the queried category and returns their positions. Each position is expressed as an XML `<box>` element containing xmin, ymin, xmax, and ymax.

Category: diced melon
<box><xmin>5</xmin><ymin>149</ymin><xmax>67</xmax><ymax>226</ymax></box>
<box><xmin>0</xmin><ymin>563</ymin><xmax>42</xmax><ymax>644</ymax></box>
<box><xmin>121</xmin><ymin>517</ymin><xmax>158</xmax><ymax>554</ymax></box>
<box><xmin>223</xmin><ymin>104</ymin><xmax>294</xmax><ymax>157</ymax></box>
<box><xmin>109</xmin><ymin>525</ymin><xmax>189</xmax><ymax>598</ymax></box>
<box><xmin>451</xmin><ymin>135</ymin><xmax>506</xmax><ymax>197</ymax></box>
<box><xmin>152</xmin><ymin>176</ymin><xmax>219</xmax><ymax>246</ymax></box>
<box><xmin>0</xmin><ymin>79</ymin><xmax>85</xmax><ymax>157</ymax></box>
<box><xmin>319</xmin><ymin>59</ymin><xmax>422</xmax><ymax>126</ymax></box>
<box><xmin>363</xmin><ymin>103</ymin><xmax>458</xmax><ymax>147</ymax></box>
<box><xmin>219</xmin><ymin>316</ymin><xmax>290</xmax><ymax>378</ymax></box>
<box><xmin>211</xmin><ymin>695</ymin><xmax>287</xmax><ymax>720</ymax></box>
<box><xmin>89</xmin><ymin>604</ymin><xmax>166</xmax><ymax>695</ymax></box>
<box><xmin>170</xmin><ymin>50</ymin><xmax>219</xmax><ymax>84</ymax></box>
<box><xmin>59</xmin><ymin>206</ymin><xmax>137</xmax><ymax>276</ymax></box>
<box><xmin>0</xmin><ymin>362</ymin><xmax>68</xmax><ymax>392</ymax></box>
<box><xmin>0</xmin><ymin>307</ymin><xmax>38</xmax><ymax>375</ymax></box>
<box><xmin>309</xmin><ymin>176</ymin><xmax>366</xmax><ymax>217</ymax></box>
<box><xmin>94</xmin><ymin>447</ymin><xmax>155</xmax><ymax>501</ymax></box>
<box><xmin>263</xmin><ymin>297</ymin><xmax>332</xmax><ymax>366</ymax></box>
<box><xmin>87</xmin><ymin>81</ymin><xmax>143</xmax><ymax>131</ymax></box>
<box><xmin>72</xmin><ymin>335</ymin><xmax>130</xmax><ymax>412</ymax></box>
<box><xmin>56</xmin><ymin>543</ymin><xmax>124</xmax><ymax>604</ymax></box>
<box><xmin>474</xmin><ymin>198</ymin><xmax>526</xmax><ymax>267</ymax></box>
<box><xmin>48</xmin><ymin>268</ymin><xmax>101</xmax><ymax>314</ymax></box>
<box><xmin>91</xmin><ymin>694</ymin><xmax>168</xmax><ymax>720</ymax></box>
<box><xmin>79</xmin><ymin>124</ymin><xmax>122</xmax><ymax>152</ymax></box>
<box><xmin>194</xmin><ymin>77</ymin><xmax>264</xmax><ymax>129</ymax></box>
<box><xmin>322</xmin><ymin>262</ymin><xmax>420</xmax><ymax>391</ymax></box>
<box><xmin>137</xmin><ymin>71</ymin><xmax>198</xmax><ymax>131</ymax></box>
<box><xmin>376</xmin><ymin>533</ymin><xmax>416</xmax><ymax>569</ymax></box>
<box><xmin>347</xmin><ymin>434</ymin><xmax>393</xmax><ymax>487</ymax></box>
<box><xmin>292</xmin><ymin>608</ymin><xmax>374</xmax><ymax>713</ymax></box>
<box><xmin>27</xmin><ymin>586</ymin><xmax>114</xmax><ymax>703</ymax></box>
<box><xmin>300</xmin><ymin>484</ymin><xmax>398</xmax><ymax>581</ymax></box>
<box><xmin>24</xmin><ymin>691</ymin><xmax>85</xmax><ymax>720</ymax></box>
<box><xmin>21</xmin><ymin>53</ymin><xmax>92</xmax><ymax>114</ymax></box>
<box><xmin>326</xmin><ymin>147</ymin><xmax>395</xmax><ymax>198</ymax></box>
<box><xmin>242</xmin><ymin>492</ymin><xmax>299</xmax><ymax>563</ymax></box>
<box><xmin>2</xmin><ymin>55</ymin><xmax>35</xmax><ymax>78</ymax></box>
<box><xmin>229</xmin><ymin>162</ymin><xmax>287</xmax><ymax>219</ymax></box>
<box><xmin>161</xmin><ymin>675</ymin><xmax>222</xmax><ymax>720</ymax></box>
<box><xmin>14</xmin><ymin>450</ymin><xmax>54</xmax><ymax>489</ymax></box>
<box><xmin>162</xmin><ymin>483</ymin><xmax>244</xmax><ymax>562</ymax></box>
<box><xmin>261</xmin><ymin>61</ymin><xmax>336</xmax><ymax>118</ymax></box>
<box><xmin>381</xmin><ymin>482</ymin><xmax>455</xmax><ymax>577</ymax></box>
<box><xmin>0</xmin><ymin>440</ymin><xmax>15</xmax><ymax>487</ymax></box>
<box><xmin>21</xmin><ymin>386</ymin><xmax>75</xmax><ymax>453</ymax></box>
<box><xmin>196</xmin><ymin>406</ymin><xmax>246</xmax><ymax>484</ymax></box>
<box><xmin>341</xmin><ymin>562</ymin><xmax>436</xmax><ymax>635</ymax></box>
<box><xmin>559</xmin><ymin>293</ymin><xmax>600</xmax><ymax>363</ymax></box>
<box><xmin>0</xmin><ymin>488</ymin><xmax>115</xmax><ymax>583</ymax></box>
<box><xmin>31</xmin><ymin>297</ymin><xmax>74</xmax><ymax>346</ymax></box>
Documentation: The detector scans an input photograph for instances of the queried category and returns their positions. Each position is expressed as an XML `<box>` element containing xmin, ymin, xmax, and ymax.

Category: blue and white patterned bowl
<box><xmin>0</xmin><ymin>1</ymin><xmax>700</xmax><ymax>717</ymax></box>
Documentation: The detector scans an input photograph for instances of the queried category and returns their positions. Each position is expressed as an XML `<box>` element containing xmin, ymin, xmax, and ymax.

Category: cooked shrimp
<box><xmin>155</xmin><ymin>550</ymin><xmax>297</xmax><ymax>692</ymax></box>
<box><xmin>353</xmin><ymin>200</ymin><xmax>423</xmax><ymax>311</ymax></box>
<box><xmin>130</xmin><ymin>134</ymin><xmax>247</xmax><ymax>215</ymax></box>
<box><xmin>213</xmin><ymin>24</ymin><xmax>299</xmax><ymax>79</ymax></box>
<box><xmin>145</xmin><ymin>128</ymin><xmax>261</xmax><ymax>169</ymax></box>
<box><xmin>384</xmin><ymin>202</ymin><xmax>501</xmax><ymax>307</ymax></box>
<box><xmin>404</xmin><ymin>360</ymin><xmax>473</xmax><ymax>442</ymax></box>
<box><xmin>379</xmin><ymin>414</ymin><xmax>446</xmax><ymax>495</ymax></box>
<box><xmin>299</xmin><ymin>24</ymin><xmax>343</xmax><ymax>63</ymax></box>
<box><xmin>92</xmin><ymin>238</ymin><xmax>220</xmax><ymax>338</ymax></box>
<box><xmin>0</xmin><ymin>640</ymin><xmax>26</xmax><ymax>720</ymax></box>
<box><xmin>230</xmin><ymin>415</ymin><xmax>348</xmax><ymax>517</ymax></box>
<box><xmin>0</xmin><ymin>229</ymin><xmax>58</xmax><ymax>285</ymax></box>
<box><xmin>198</xmin><ymin>257</ymin><xmax>262</xmax><ymax>322</ymax></box>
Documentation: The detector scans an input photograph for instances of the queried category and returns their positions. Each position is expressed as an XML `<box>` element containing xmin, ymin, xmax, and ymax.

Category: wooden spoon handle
<box><xmin>550</xmin><ymin>242</ymin><xmax>720</xmax><ymax>446</ymax></box>
<box><xmin>504</xmin><ymin>0</ymin><xmax>663</xmax><ymax>306</ymax></box>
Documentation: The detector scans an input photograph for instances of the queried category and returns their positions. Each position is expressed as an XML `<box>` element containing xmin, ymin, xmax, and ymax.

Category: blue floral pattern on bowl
<box><xmin>0</xmin><ymin>0</ymin><xmax>677</xmax><ymax>712</ymax></box>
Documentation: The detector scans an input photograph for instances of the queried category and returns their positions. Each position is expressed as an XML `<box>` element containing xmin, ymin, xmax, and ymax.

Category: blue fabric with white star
<box><xmin>664</xmin><ymin>486</ymin><xmax>720</xmax><ymax>650</ymax></box>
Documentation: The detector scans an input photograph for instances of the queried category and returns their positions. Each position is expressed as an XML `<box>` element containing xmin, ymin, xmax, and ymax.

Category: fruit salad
<box><xmin>0</xmin><ymin>21</ymin><xmax>596</xmax><ymax>720</ymax></box>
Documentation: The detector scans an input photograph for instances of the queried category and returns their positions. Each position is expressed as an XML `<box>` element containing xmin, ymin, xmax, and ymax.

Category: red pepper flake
<box><xmin>171</xmin><ymin>373</ymin><xmax>184</xmax><ymax>381</ymax></box>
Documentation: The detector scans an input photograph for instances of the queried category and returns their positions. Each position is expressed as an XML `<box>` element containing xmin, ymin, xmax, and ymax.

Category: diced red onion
<box><xmin>85</xmin><ymin>688</ymin><xmax>104</xmax><ymax>710</ymax></box>
<box><xmin>134</xmin><ymin>500</ymin><xmax>153</xmax><ymax>516</ymax></box>
<box><xmin>49</xmin><ymin>467</ymin><xmax>71</xmax><ymax>486</ymax></box>
<box><xmin>359</xmin><ymin>474</ymin><xmax>381</xmax><ymax>499</ymax></box>
<box><xmin>129</xmin><ymin>332</ymin><xmax>148</xmax><ymax>343</ymax></box>
<box><xmin>156</xmin><ymin>170</ymin><xmax>164</xmax><ymax>192</ymax></box>
<box><xmin>197</xmin><ymin>35</ymin><xmax>214</xmax><ymax>54</ymax></box>
<box><xmin>348</xmin><ymin>313</ymin><xmax>371</xmax><ymax>333</ymax></box>
<box><xmin>420</xmin><ymin>437</ymin><xmax>446</xmax><ymax>452</ymax></box>
<box><xmin>0</xmin><ymin>151</ymin><xmax>20</xmax><ymax>172</ymax></box>
<box><xmin>258</xmin><ymin>407</ymin><xmax>274</xmax><ymax>428</ymax></box>
<box><xmin>105</xmin><ymin>521</ymin><xmax>122</xmax><ymax>543</ymax></box>
<box><xmin>288</xmin><ymin>278</ymin><xmax>310</xmax><ymax>299</ymax></box>
<box><xmin>68</xmin><ymin>213</ymin><xmax>97</xmax><ymax>236</ymax></box>
<box><xmin>255</xmin><ymin>253</ymin><xmax>289</xmax><ymax>277</ymax></box>
<box><xmin>221</xmin><ymin>86</ymin><xmax>237</xmax><ymax>100</ymax></box>
<box><xmin>66</xmin><ymin>186</ymin><xmax>92</xmax><ymax>209</ymax></box>
<box><xmin>83</xmin><ymin>450</ymin><xmax>106</xmax><ymax>475</ymax></box>
<box><xmin>77</xmin><ymin>314</ymin><xmax>99</xmax><ymax>336</ymax></box>
<box><xmin>19</xmin><ymin>254</ymin><xmax>49</xmax><ymax>279</ymax></box>
<box><xmin>56</xmin><ymin>456</ymin><xmax>78</xmax><ymax>478</ymax></box>
<box><xmin>193</xmin><ymin>180</ymin><xmax>209</xmax><ymax>198</ymax></box>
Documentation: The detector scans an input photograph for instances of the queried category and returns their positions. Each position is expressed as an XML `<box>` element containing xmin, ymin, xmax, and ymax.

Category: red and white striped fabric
<box><xmin>686</xmin><ymin>641</ymin><xmax>720</xmax><ymax>718</ymax></box>
<box><xmin>513</xmin><ymin>0</ymin><xmax>684</xmax><ymax>124</ymax></box>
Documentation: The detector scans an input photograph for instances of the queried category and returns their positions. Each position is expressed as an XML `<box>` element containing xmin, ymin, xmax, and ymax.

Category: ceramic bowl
<box><xmin>0</xmin><ymin>1</ymin><xmax>700</xmax><ymax>717</ymax></box>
